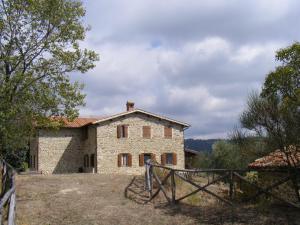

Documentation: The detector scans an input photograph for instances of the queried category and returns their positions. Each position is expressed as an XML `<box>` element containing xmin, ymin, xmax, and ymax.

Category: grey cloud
<box><xmin>72</xmin><ymin>0</ymin><xmax>300</xmax><ymax>138</ymax></box>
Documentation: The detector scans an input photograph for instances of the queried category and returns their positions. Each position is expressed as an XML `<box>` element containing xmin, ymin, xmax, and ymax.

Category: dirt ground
<box><xmin>16</xmin><ymin>174</ymin><xmax>300</xmax><ymax>225</ymax></box>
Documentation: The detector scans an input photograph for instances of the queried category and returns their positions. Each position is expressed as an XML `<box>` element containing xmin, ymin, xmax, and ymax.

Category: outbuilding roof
<box><xmin>248</xmin><ymin>149</ymin><xmax>300</xmax><ymax>169</ymax></box>
<box><xmin>55</xmin><ymin>117</ymin><xmax>105</xmax><ymax>128</ymax></box>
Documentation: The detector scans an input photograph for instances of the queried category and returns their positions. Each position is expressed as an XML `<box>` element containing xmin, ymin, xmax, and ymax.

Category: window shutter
<box><xmin>117</xmin><ymin>154</ymin><xmax>121</xmax><ymax>167</ymax></box>
<box><xmin>151</xmin><ymin>153</ymin><xmax>156</xmax><ymax>162</ymax></box>
<box><xmin>139</xmin><ymin>154</ymin><xmax>144</xmax><ymax>166</ymax></box>
<box><xmin>161</xmin><ymin>153</ymin><xmax>166</xmax><ymax>165</ymax></box>
<box><xmin>173</xmin><ymin>153</ymin><xmax>177</xmax><ymax>165</ymax></box>
<box><xmin>164</xmin><ymin>127</ymin><xmax>172</xmax><ymax>138</ymax></box>
<box><xmin>117</xmin><ymin>126</ymin><xmax>121</xmax><ymax>138</ymax></box>
<box><xmin>128</xmin><ymin>154</ymin><xmax>132</xmax><ymax>167</ymax></box>
<box><xmin>124</xmin><ymin>125</ymin><xmax>128</xmax><ymax>138</ymax></box>
<box><xmin>143</xmin><ymin>126</ymin><xmax>151</xmax><ymax>138</ymax></box>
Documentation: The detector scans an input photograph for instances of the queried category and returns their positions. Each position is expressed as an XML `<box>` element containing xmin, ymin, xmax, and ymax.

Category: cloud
<box><xmin>72</xmin><ymin>0</ymin><xmax>300</xmax><ymax>138</ymax></box>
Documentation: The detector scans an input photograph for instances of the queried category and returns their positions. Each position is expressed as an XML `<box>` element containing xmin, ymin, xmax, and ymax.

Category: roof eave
<box><xmin>92</xmin><ymin>109</ymin><xmax>190</xmax><ymax>128</ymax></box>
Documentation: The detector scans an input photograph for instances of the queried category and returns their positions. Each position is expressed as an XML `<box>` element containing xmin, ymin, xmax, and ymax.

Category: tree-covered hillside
<box><xmin>184</xmin><ymin>139</ymin><xmax>222</xmax><ymax>153</ymax></box>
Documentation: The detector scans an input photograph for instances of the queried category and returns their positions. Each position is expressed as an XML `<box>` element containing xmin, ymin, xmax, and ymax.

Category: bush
<box><xmin>20</xmin><ymin>162</ymin><xmax>29</xmax><ymax>172</ymax></box>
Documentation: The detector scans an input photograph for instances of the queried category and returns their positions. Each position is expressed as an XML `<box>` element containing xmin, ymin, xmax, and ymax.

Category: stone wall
<box><xmin>37</xmin><ymin>128</ymin><xmax>83</xmax><ymax>174</ymax></box>
<box><xmin>96</xmin><ymin>112</ymin><xmax>185</xmax><ymax>175</ymax></box>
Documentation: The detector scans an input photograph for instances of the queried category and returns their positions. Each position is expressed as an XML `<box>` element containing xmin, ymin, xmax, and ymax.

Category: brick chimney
<box><xmin>126</xmin><ymin>101</ymin><xmax>135</xmax><ymax>111</ymax></box>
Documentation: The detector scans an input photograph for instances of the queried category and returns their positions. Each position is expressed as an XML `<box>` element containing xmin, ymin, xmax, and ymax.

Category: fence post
<box><xmin>229</xmin><ymin>170</ymin><xmax>233</xmax><ymax>200</ymax></box>
<box><xmin>171</xmin><ymin>170</ymin><xmax>176</xmax><ymax>205</ymax></box>
<box><xmin>149</xmin><ymin>165</ymin><xmax>153</xmax><ymax>198</ymax></box>
<box><xmin>1</xmin><ymin>161</ymin><xmax>7</xmax><ymax>197</ymax></box>
<box><xmin>8</xmin><ymin>175</ymin><xmax>16</xmax><ymax>225</ymax></box>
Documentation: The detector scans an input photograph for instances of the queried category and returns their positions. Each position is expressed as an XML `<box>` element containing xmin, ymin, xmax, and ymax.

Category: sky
<box><xmin>73</xmin><ymin>0</ymin><xmax>300</xmax><ymax>139</ymax></box>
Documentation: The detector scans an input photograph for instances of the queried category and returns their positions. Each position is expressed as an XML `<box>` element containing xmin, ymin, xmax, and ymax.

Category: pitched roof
<box><xmin>54</xmin><ymin>117</ymin><xmax>105</xmax><ymax>128</ymax></box>
<box><xmin>92</xmin><ymin>109</ymin><xmax>190</xmax><ymax>127</ymax></box>
<box><xmin>248</xmin><ymin>149</ymin><xmax>300</xmax><ymax>169</ymax></box>
<box><xmin>184</xmin><ymin>148</ymin><xmax>202</xmax><ymax>155</ymax></box>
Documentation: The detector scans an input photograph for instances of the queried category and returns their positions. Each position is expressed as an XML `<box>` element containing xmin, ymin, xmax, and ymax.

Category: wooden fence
<box><xmin>145</xmin><ymin>160</ymin><xmax>300</xmax><ymax>209</ymax></box>
<box><xmin>0</xmin><ymin>160</ymin><xmax>16</xmax><ymax>225</ymax></box>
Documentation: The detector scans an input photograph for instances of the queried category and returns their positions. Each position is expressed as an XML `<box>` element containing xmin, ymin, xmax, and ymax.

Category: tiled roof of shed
<box><xmin>54</xmin><ymin>117</ymin><xmax>106</xmax><ymax>128</ymax></box>
<box><xmin>248</xmin><ymin>149</ymin><xmax>300</xmax><ymax>169</ymax></box>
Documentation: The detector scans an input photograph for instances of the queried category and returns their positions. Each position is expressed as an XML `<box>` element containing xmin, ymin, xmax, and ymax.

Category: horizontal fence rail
<box><xmin>144</xmin><ymin>160</ymin><xmax>300</xmax><ymax>209</ymax></box>
<box><xmin>0</xmin><ymin>160</ymin><xmax>16</xmax><ymax>225</ymax></box>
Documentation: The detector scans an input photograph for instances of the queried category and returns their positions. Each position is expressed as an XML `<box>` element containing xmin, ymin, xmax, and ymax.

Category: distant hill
<box><xmin>184</xmin><ymin>139</ymin><xmax>222</xmax><ymax>153</ymax></box>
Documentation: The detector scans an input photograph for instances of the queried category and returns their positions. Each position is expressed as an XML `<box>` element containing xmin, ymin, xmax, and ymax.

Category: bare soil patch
<box><xmin>16</xmin><ymin>174</ymin><xmax>300</xmax><ymax>225</ymax></box>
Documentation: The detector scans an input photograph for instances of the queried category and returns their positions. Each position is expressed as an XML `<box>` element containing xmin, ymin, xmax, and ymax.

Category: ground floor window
<box><xmin>143</xmin><ymin>153</ymin><xmax>151</xmax><ymax>164</ymax></box>
<box><xmin>161</xmin><ymin>153</ymin><xmax>177</xmax><ymax>165</ymax></box>
<box><xmin>118</xmin><ymin>153</ymin><xmax>132</xmax><ymax>167</ymax></box>
<box><xmin>166</xmin><ymin>153</ymin><xmax>173</xmax><ymax>165</ymax></box>
<box><xmin>139</xmin><ymin>153</ymin><xmax>155</xmax><ymax>166</ymax></box>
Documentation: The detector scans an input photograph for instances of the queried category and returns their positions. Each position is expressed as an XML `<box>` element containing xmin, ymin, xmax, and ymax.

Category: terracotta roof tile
<box><xmin>52</xmin><ymin>117</ymin><xmax>107</xmax><ymax>128</ymax></box>
<box><xmin>248</xmin><ymin>149</ymin><xmax>300</xmax><ymax>169</ymax></box>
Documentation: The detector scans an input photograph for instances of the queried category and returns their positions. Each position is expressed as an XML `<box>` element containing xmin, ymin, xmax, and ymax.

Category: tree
<box><xmin>0</xmin><ymin>0</ymin><xmax>98</xmax><ymax>155</ymax></box>
<box><xmin>240</xmin><ymin>43</ymin><xmax>300</xmax><ymax>167</ymax></box>
<box><xmin>239</xmin><ymin>42</ymin><xmax>300</xmax><ymax>201</ymax></box>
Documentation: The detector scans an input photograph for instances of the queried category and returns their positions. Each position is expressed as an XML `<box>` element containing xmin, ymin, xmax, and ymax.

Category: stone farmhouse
<box><xmin>29</xmin><ymin>102</ymin><xmax>190</xmax><ymax>174</ymax></box>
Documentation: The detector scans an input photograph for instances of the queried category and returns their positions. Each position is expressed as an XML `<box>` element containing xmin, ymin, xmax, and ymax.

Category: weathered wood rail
<box><xmin>145</xmin><ymin>160</ymin><xmax>300</xmax><ymax>209</ymax></box>
<box><xmin>0</xmin><ymin>160</ymin><xmax>16</xmax><ymax>225</ymax></box>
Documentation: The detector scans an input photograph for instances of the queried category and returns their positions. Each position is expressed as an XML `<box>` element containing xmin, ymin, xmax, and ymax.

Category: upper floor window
<box><xmin>117</xmin><ymin>125</ymin><xmax>128</xmax><ymax>138</ymax></box>
<box><xmin>143</xmin><ymin>126</ymin><xmax>151</xmax><ymax>138</ymax></box>
<box><xmin>161</xmin><ymin>153</ymin><xmax>177</xmax><ymax>165</ymax></box>
<box><xmin>164</xmin><ymin>126</ymin><xmax>172</xmax><ymax>139</ymax></box>
<box><xmin>118</xmin><ymin>153</ymin><xmax>132</xmax><ymax>167</ymax></box>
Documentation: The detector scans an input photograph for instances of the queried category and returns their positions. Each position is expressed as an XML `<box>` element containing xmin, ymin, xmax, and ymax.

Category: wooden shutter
<box><xmin>139</xmin><ymin>153</ymin><xmax>144</xmax><ymax>166</ymax></box>
<box><xmin>124</xmin><ymin>125</ymin><xmax>128</xmax><ymax>138</ymax></box>
<box><xmin>117</xmin><ymin>126</ymin><xmax>121</xmax><ymax>138</ymax></box>
<box><xmin>151</xmin><ymin>153</ymin><xmax>156</xmax><ymax>162</ymax></box>
<box><xmin>143</xmin><ymin>126</ymin><xmax>151</xmax><ymax>138</ymax></box>
<box><xmin>164</xmin><ymin>126</ymin><xmax>172</xmax><ymax>138</ymax></box>
<box><xmin>128</xmin><ymin>154</ymin><xmax>132</xmax><ymax>167</ymax></box>
<box><xmin>173</xmin><ymin>153</ymin><xmax>177</xmax><ymax>165</ymax></box>
<box><xmin>117</xmin><ymin>154</ymin><xmax>121</xmax><ymax>167</ymax></box>
<box><xmin>161</xmin><ymin>153</ymin><xmax>166</xmax><ymax>165</ymax></box>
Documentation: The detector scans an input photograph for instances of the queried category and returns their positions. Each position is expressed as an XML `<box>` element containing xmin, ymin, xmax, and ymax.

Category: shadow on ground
<box><xmin>125</xmin><ymin>176</ymin><xmax>300</xmax><ymax>225</ymax></box>
<box><xmin>124</xmin><ymin>176</ymin><xmax>150</xmax><ymax>204</ymax></box>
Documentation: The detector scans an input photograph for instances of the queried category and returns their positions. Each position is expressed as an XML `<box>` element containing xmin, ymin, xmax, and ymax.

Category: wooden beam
<box><xmin>176</xmin><ymin>172</ymin><xmax>230</xmax><ymax>202</ymax></box>
<box><xmin>233</xmin><ymin>172</ymin><xmax>300</xmax><ymax>208</ymax></box>
<box><xmin>175</xmin><ymin>173</ymin><xmax>234</xmax><ymax>206</ymax></box>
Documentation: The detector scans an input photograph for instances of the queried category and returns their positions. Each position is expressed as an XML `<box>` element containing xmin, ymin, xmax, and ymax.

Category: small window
<box><xmin>143</xmin><ymin>126</ymin><xmax>151</xmax><ymax>138</ymax></box>
<box><xmin>164</xmin><ymin>126</ymin><xmax>172</xmax><ymax>138</ymax></box>
<box><xmin>118</xmin><ymin>153</ymin><xmax>132</xmax><ymax>167</ymax></box>
<box><xmin>117</xmin><ymin>125</ymin><xmax>128</xmax><ymax>138</ymax></box>
<box><xmin>90</xmin><ymin>154</ymin><xmax>95</xmax><ymax>168</ymax></box>
<box><xmin>166</xmin><ymin>153</ymin><xmax>173</xmax><ymax>165</ymax></box>
<box><xmin>33</xmin><ymin>155</ymin><xmax>36</xmax><ymax>168</ymax></box>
